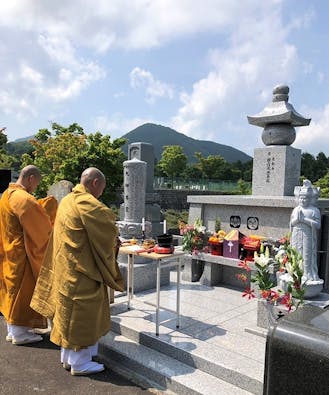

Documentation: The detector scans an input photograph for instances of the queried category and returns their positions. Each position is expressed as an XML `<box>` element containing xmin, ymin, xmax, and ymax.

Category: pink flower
<box><xmin>236</xmin><ymin>273</ymin><xmax>248</xmax><ymax>283</ymax></box>
<box><xmin>279</xmin><ymin>293</ymin><xmax>293</xmax><ymax>311</ymax></box>
<box><xmin>269</xmin><ymin>290</ymin><xmax>280</xmax><ymax>303</ymax></box>
<box><xmin>238</xmin><ymin>259</ymin><xmax>251</xmax><ymax>272</ymax></box>
<box><xmin>242</xmin><ymin>288</ymin><xmax>255</xmax><ymax>300</ymax></box>
<box><xmin>260</xmin><ymin>290</ymin><xmax>272</xmax><ymax>300</ymax></box>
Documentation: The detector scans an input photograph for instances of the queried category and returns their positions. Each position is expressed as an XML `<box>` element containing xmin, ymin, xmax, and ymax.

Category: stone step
<box><xmin>100</xmin><ymin>311</ymin><xmax>263</xmax><ymax>395</ymax></box>
<box><xmin>99</xmin><ymin>331</ymin><xmax>254</xmax><ymax>395</ymax></box>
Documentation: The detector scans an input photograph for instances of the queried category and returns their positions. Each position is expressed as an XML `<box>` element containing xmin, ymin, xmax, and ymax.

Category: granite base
<box><xmin>118</xmin><ymin>262</ymin><xmax>170</xmax><ymax>293</ymax></box>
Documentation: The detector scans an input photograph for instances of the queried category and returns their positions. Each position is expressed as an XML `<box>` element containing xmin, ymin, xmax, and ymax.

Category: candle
<box><xmin>163</xmin><ymin>219</ymin><xmax>167</xmax><ymax>234</ymax></box>
<box><xmin>142</xmin><ymin>217</ymin><xmax>145</xmax><ymax>232</ymax></box>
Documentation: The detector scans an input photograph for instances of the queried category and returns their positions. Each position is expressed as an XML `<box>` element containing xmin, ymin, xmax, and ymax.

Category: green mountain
<box><xmin>121</xmin><ymin>123</ymin><xmax>252</xmax><ymax>163</ymax></box>
<box><xmin>8</xmin><ymin>123</ymin><xmax>252</xmax><ymax>164</ymax></box>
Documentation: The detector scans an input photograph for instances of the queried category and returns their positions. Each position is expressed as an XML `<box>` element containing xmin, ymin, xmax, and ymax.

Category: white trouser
<box><xmin>7</xmin><ymin>323</ymin><xmax>33</xmax><ymax>337</ymax></box>
<box><xmin>61</xmin><ymin>343</ymin><xmax>98</xmax><ymax>368</ymax></box>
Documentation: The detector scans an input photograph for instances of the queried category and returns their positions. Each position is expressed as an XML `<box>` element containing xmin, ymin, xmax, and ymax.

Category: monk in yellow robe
<box><xmin>0</xmin><ymin>165</ymin><xmax>52</xmax><ymax>345</ymax></box>
<box><xmin>31</xmin><ymin>167</ymin><xmax>124</xmax><ymax>376</ymax></box>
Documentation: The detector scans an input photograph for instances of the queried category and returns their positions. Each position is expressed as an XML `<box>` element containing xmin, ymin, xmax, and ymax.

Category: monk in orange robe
<box><xmin>31</xmin><ymin>167</ymin><xmax>124</xmax><ymax>376</ymax></box>
<box><xmin>0</xmin><ymin>165</ymin><xmax>52</xmax><ymax>345</ymax></box>
<box><xmin>38</xmin><ymin>195</ymin><xmax>58</xmax><ymax>226</ymax></box>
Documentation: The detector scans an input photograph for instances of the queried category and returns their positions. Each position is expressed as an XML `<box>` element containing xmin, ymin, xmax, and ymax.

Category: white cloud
<box><xmin>0</xmin><ymin>91</ymin><xmax>36</xmax><ymax>119</ymax></box>
<box><xmin>130</xmin><ymin>67</ymin><xmax>174</xmax><ymax>103</ymax></box>
<box><xmin>46</xmin><ymin>62</ymin><xmax>106</xmax><ymax>101</ymax></box>
<box><xmin>20</xmin><ymin>63</ymin><xmax>43</xmax><ymax>85</ymax></box>
<box><xmin>0</xmin><ymin>0</ymin><xmax>328</xmax><ymax>156</ymax></box>
<box><xmin>0</xmin><ymin>1</ymin><xmax>282</xmax><ymax>52</ymax></box>
<box><xmin>37</xmin><ymin>34</ymin><xmax>78</xmax><ymax>67</ymax></box>
<box><xmin>93</xmin><ymin>113</ymin><xmax>155</xmax><ymax>137</ymax></box>
<box><xmin>171</xmin><ymin>2</ymin><xmax>300</xmax><ymax>153</ymax></box>
<box><xmin>296</xmin><ymin>105</ymin><xmax>329</xmax><ymax>154</ymax></box>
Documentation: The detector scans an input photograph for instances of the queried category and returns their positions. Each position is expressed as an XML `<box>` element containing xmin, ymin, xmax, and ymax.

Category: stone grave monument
<box><xmin>120</xmin><ymin>142</ymin><xmax>163</xmax><ymax>237</ymax></box>
<box><xmin>117</xmin><ymin>157</ymin><xmax>150</xmax><ymax>239</ymax></box>
<box><xmin>117</xmin><ymin>152</ymin><xmax>170</xmax><ymax>292</ymax></box>
<box><xmin>47</xmin><ymin>180</ymin><xmax>74</xmax><ymax>202</ymax></box>
<box><xmin>186</xmin><ymin>84</ymin><xmax>329</xmax><ymax>292</ymax></box>
<box><xmin>248</xmin><ymin>84</ymin><xmax>309</xmax><ymax>197</ymax></box>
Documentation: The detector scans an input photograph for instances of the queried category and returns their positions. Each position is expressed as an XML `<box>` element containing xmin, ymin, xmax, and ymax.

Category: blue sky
<box><xmin>1</xmin><ymin>0</ymin><xmax>329</xmax><ymax>157</ymax></box>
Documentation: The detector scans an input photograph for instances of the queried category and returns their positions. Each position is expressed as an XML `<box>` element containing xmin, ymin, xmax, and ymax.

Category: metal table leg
<box><xmin>127</xmin><ymin>253</ymin><xmax>133</xmax><ymax>310</ymax></box>
<box><xmin>176</xmin><ymin>259</ymin><xmax>181</xmax><ymax>328</ymax></box>
<box><xmin>156</xmin><ymin>261</ymin><xmax>161</xmax><ymax>336</ymax></box>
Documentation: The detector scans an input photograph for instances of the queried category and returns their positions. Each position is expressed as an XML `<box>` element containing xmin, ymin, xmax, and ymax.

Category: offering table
<box><xmin>119</xmin><ymin>245</ymin><xmax>185</xmax><ymax>335</ymax></box>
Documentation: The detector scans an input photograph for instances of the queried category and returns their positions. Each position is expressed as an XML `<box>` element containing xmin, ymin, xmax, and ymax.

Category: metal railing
<box><xmin>154</xmin><ymin>177</ymin><xmax>251</xmax><ymax>193</ymax></box>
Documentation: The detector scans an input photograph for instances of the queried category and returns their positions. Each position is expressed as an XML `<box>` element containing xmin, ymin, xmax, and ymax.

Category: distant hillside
<box><xmin>8</xmin><ymin>123</ymin><xmax>252</xmax><ymax>164</ymax></box>
<box><xmin>6</xmin><ymin>136</ymin><xmax>34</xmax><ymax>156</ymax></box>
<box><xmin>121</xmin><ymin>123</ymin><xmax>252</xmax><ymax>163</ymax></box>
<box><xmin>13</xmin><ymin>135</ymin><xmax>35</xmax><ymax>142</ymax></box>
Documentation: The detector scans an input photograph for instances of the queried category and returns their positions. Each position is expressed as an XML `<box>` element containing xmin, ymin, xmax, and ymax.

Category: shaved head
<box><xmin>80</xmin><ymin>167</ymin><xmax>105</xmax><ymax>184</ymax></box>
<box><xmin>17</xmin><ymin>165</ymin><xmax>41</xmax><ymax>194</ymax></box>
<box><xmin>20</xmin><ymin>165</ymin><xmax>41</xmax><ymax>179</ymax></box>
<box><xmin>80</xmin><ymin>167</ymin><xmax>106</xmax><ymax>199</ymax></box>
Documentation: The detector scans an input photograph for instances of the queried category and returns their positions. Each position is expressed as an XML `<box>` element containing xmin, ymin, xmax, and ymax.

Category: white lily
<box><xmin>275</xmin><ymin>249</ymin><xmax>286</xmax><ymax>264</ymax></box>
<box><xmin>194</xmin><ymin>219</ymin><xmax>206</xmax><ymax>234</ymax></box>
<box><xmin>254</xmin><ymin>252</ymin><xmax>271</xmax><ymax>268</ymax></box>
<box><xmin>285</xmin><ymin>262</ymin><xmax>294</xmax><ymax>276</ymax></box>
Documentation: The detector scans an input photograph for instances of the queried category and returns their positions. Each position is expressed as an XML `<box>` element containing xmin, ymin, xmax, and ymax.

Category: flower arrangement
<box><xmin>238</xmin><ymin>240</ymin><xmax>305</xmax><ymax>312</ymax></box>
<box><xmin>275</xmin><ymin>235</ymin><xmax>291</xmax><ymax>273</ymax></box>
<box><xmin>275</xmin><ymin>244</ymin><xmax>305</xmax><ymax>307</ymax></box>
<box><xmin>180</xmin><ymin>218</ymin><xmax>208</xmax><ymax>254</ymax></box>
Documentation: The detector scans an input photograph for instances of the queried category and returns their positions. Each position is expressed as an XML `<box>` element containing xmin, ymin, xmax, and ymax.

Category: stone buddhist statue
<box><xmin>286</xmin><ymin>179</ymin><xmax>323</xmax><ymax>298</ymax></box>
<box><xmin>290</xmin><ymin>179</ymin><xmax>321</xmax><ymax>282</ymax></box>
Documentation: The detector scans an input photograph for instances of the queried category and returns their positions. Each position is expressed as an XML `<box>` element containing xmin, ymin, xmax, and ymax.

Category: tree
<box><xmin>301</xmin><ymin>152</ymin><xmax>329</xmax><ymax>183</ymax></box>
<box><xmin>194</xmin><ymin>152</ymin><xmax>232</xmax><ymax>180</ymax></box>
<box><xmin>0</xmin><ymin>128</ymin><xmax>15</xmax><ymax>169</ymax></box>
<box><xmin>157</xmin><ymin>145</ymin><xmax>187</xmax><ymax>187</ymax></box>
<box><xmin>301</xmin><ymin>152</ymin><xmax>317</xmax><ymax>182</ymax></box>
<box><xmin>21</xmin><ymin>122</ymin><xmax>127</xmax><ymax>204</ymax></box>
<box><xmin>316</xmin><ymin>171</ymin><xmax>329</xmax><ymax>198</ymax></box>
<box><xmin>315</xmin><ymin>152</ymin><xmax>329</xmax><ymax>180</ymax></box>
<box><xmin>231</xmin><ymin>160</ymin><xmax>253</xmax><ymax>182</ymax></box>
<box><xmin>183</xmin><ymin>163</ymin><xmax>203</xmax><ymax>179</ymax></box>
<box><xmin>237</xmin><ymin>179</ymin><xmax>251</xmax><ymax>194</ymax></box>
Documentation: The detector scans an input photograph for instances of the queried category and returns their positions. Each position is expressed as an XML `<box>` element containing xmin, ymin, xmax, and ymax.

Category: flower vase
<box><xmin>181</xmin><ymin>254</ymin><xmax>205</xmax><ymax>282</ymax></box>
<box><xmin>257</xmin><ymin>299</ymin><xmax>284</xmax><ymax>329</ymax></box>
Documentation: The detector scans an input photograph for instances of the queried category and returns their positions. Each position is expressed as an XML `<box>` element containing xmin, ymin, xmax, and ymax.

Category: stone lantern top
<box><xmin>247</xmin><ymin>84</ymin><xmax>311</xmax><ymax>128</ymax></box>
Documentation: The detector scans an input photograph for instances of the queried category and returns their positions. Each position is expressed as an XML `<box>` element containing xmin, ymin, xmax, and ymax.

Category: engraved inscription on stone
<box><xmin>230</xmin><ymin>216</ymin><xmax>241</xmax><ymax>228</ymax></box>
<box><xmin>265</xmin><ymin>152</ymin><xmax>276</xmax><ymax>183</ymax></box>
<box><xmin>247</xmin><ymin>216</ymin><xmax>259</xmax><ymax>230</ymax></box>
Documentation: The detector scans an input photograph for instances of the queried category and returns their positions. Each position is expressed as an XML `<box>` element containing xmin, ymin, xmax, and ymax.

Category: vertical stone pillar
<box><xmin>126</xmin><ymin>142</ymin><xmax>162</xmax><ymax>236</ymax></box>
<box><xmin>128</xmin><ymin>142</ymin><xmax>154</xmax><ymax>194</ymax></box>
<box><xmin>252</xmin><ymin>146</ymin><xmax>301</xmax><ymax>196</ymax></box>
<box><xmin>123</xmin><ymin>158</ymin><xmax>146</xmax><ymax>222</ymax></box>
<box><xmin>117</xmin><ymin>158</ymin><xmax>151</xmax><ymax>239</ymax></box>
<box><xmin>247</xmin><ymin>84</ymin><xmax>310</xmax><ymax>197</ymax></box>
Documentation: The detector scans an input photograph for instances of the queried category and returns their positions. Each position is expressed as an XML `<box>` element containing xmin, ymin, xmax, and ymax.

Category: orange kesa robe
<box><xmin>0</xmin><ymin>183</ymin><xmax>52</xmax><ymax>327</ymax></box>
<box><xmin>31</xmin><ymin>184</ymin><xmax>124</xmax><ymax>350</ymax></box>
<box><xmin>38</xmin><ymin>195</ymin><xmax>58</xmax><ymax>226</ymax></box>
